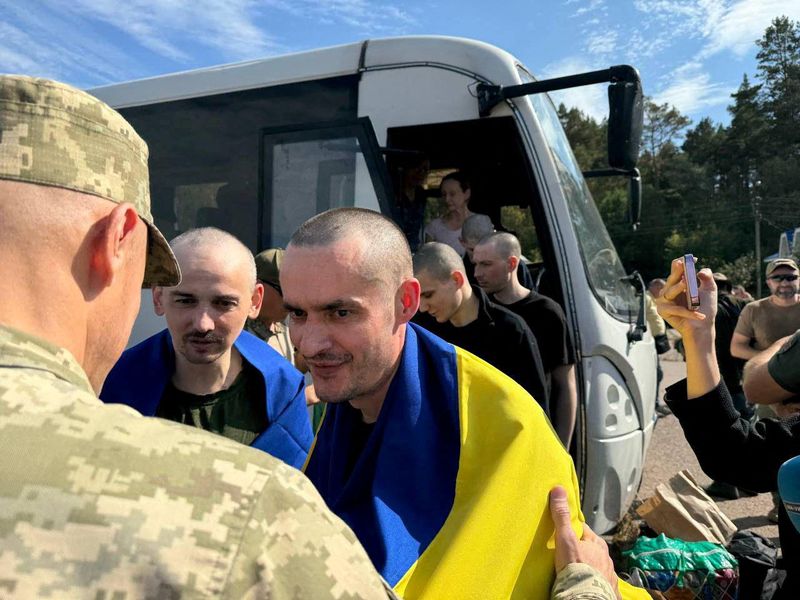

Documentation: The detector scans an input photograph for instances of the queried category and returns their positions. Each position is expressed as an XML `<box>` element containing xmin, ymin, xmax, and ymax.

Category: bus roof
<box><xmin>90</xmin><ymin>36</ymin><xmax>523</xmax><ymax>108</ymax></box>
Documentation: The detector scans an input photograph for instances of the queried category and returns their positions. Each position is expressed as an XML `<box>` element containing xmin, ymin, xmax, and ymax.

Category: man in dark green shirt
<box><xmin>102</xmin><ymin>228</ymin><xmax>313</xmax><ymax>467</ymax></box>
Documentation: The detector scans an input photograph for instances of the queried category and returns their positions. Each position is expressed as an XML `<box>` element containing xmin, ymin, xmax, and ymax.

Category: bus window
<box><xmin>261</xmin><ymin>119</ymin><xmax>393</xmax><ymax>249</ymax></box>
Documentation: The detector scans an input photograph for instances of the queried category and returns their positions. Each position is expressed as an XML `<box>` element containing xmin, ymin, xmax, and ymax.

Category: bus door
<box><xmin>383</xmin><ymin>117</ymin><xmax>563</xmax><ymax>305</ymax></box>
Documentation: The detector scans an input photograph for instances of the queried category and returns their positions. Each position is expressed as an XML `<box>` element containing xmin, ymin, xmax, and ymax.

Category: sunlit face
<box><xmin>473</xmin><ymin>243</ymin><xmax>513</xmax><ymax>294</ymax></box>
<box><xmin>440</xmin><ymin>179</ymin><xmax>470</xmax><ymax>212</ymax></box>
<box><xmin>281</xmin><ymin>239</ymin><xmax>407</xmax><ymax>406</ymax></box>
<box><xmin>417</xmin><ymin>270</ymin><xmax>463</xmax><ymax>323</ymax></box>
<box><xmin>766</xmin><ymin>267</ymin><xmax>800</xmax><ymax>300</ymax></box>
<box><xmin>154</xmin><ymin>248</ymin><xmax>262</xmax><ymax>365</ymax></box>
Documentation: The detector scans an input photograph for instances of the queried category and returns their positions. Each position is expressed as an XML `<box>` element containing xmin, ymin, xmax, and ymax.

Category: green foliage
<box><xmin>713</xmin><ymin>253</ymin><xmax>757</xmax><ymax>290</ymax></box>
<box><xmin>501</xmin><ymin>206</ymin><xmax>542</xmax><ymax>261</ymax></box>
<box><xmin>756</xmin><ymin>16</ymin><xmax>800</xmax><ymax>152</ymax></box>
<box><xmin>560</xmin><ymin>14</ymin><xmax>800</xmax><ymax>285</ymax></box>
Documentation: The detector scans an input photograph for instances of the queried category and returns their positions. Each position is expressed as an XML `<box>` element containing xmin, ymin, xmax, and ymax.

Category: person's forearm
<box><xmin>551</xmin><ymin>564</ymin><xmax>616</xmax><ymax>600</ymax></box>
<box><xmin>552</xmin><ymin>366</ymin><xmax>577</xmax><ymax>448</ymax></box>
<box><xmin>742</xmin><ymin>338</ymin><xmax>794</xmax><ymax>404</ymax></box>
<box><xmin>730</xmin><ymin>340</ymin><xmax>758</xmax><ymax>360</ymax></box>
<box><xmin>685</xmin><ymin>331</ymin><xmax>721</xmax><ymax>399</ymax></box>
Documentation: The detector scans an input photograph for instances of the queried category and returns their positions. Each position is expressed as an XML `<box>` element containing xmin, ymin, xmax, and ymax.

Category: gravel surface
<box><xmin>637</xmin><ymin>359</ymin><xmax>779</xmax><ymax>548</ymax></box>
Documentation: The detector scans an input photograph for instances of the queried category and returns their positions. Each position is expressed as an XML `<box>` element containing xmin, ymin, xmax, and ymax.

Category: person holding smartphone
<box><xmin>656</xmin><ymin>257</ymin><xmax>800</xmax><ymax>599</ymax></box>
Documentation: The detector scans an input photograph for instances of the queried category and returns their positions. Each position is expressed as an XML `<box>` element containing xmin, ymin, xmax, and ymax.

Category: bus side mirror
<box><xmin>629</xmin><ymin>169</ymin><xmax>641</xmax><ymax>230</ymax></box>
<box><xmin>608</xmin><ymin>78</ymin><xmax>643</xmax><ymax>171</ymax></box>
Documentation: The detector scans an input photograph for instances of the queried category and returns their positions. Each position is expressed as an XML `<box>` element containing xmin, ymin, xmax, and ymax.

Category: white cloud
<box><xmin>286</xmin><ymin>0</ymin><xmax>417</xmax><ymax>32</ymax></box>
<box><xmin>0</xmin><ymin>0</ymin><xmax>417</xmax><ymax>87</ymax></box>
<box><xmin>61</xmin><ymin>0</ymin><xmax>282</xmax><ymax>62</ymax></box>
<box><xmin>541</xmin><ymin>56</ymin><xmax>609</xmax><ymax>122</ymax></box>
<box><xmin>633</xmin><ymin>0</ymin><xmax>726</xmax><ymax>38</ymax></box>
<box><xmin>0</xmin><ymin>3</ymin><xmax>134</xmax><ymax>84</ymax></box>
<box><xmin>571</xmin><ymin>0</ymin><xmax>607</xmax><ymax>16</ymax></box>
<box><xmin>702</xmin><ymin>0</ymin><xmax>800</xmax><ymax>58</ymax></box>
<box><xmin>652</xmin><ymin>62</ymin><xmax>733</xmax><ymax>115</ymax></box>
<box><xmin>586</xmin><ymin>30</ymin><xmax>619</xmax><ymax>57</ymax></box>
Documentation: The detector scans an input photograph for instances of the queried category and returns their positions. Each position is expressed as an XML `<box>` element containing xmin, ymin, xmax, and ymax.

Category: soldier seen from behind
<box><xmin>0</xmin><ymin>74</ymin><xmax>395</xmax><ymax>599</ymax></box>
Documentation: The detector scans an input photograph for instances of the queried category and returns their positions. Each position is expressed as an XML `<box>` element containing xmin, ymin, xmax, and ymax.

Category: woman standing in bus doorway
<box><xmin>424</xmin><ymin>171</ymin><xmax>475</xmax><ymax>256</ymax></box>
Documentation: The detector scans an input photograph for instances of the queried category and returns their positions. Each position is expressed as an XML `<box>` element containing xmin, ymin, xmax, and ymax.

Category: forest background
<box><xmin>554</xmin><ymin>15</ymin><xmax>800</xmax><ymax>298</ymax></box>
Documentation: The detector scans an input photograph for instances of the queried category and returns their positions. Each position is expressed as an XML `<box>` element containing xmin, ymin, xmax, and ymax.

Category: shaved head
<box><xmin>477</xmin><ymin>232</ymin><xmax>521</xmax><ymax>260</ymax></box>
<box><xmin>281</xmin><ymin>208</ymin><xmax>420</xmax><ymax>418</ymax></box>
<box><xmin>461</xmin><ymin>214</ymin><xmax>494</xmax><ymax>245</ymax></box>
<box><xmin>413</xmin><ymin>242</ymin><xmax>466</xmax><ymax>281</ymax></box>
<box><xmin>170</xmin><ymin>227</ymin><xmax>256</xmax><ymax>291</ymax></box>
<box><xmin>289</xmin><ymin>208</ymin><xmax>412</xmax><ymax>290</ymax></box>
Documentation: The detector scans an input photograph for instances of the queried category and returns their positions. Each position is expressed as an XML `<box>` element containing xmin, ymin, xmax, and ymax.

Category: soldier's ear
<box><xmin>88</xmin><ymin>203</ymin><xmax>141</xmax><ymax>291</ymax></box>
<box><xmin>152</xmin><ymin>287</ymin><xmax>165</xmax><ymax>316</ymax></box>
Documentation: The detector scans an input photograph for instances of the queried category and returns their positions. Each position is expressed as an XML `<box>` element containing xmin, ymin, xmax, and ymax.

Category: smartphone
<box><xmin>683</xmin><ymin>254</ymin><xmax>700</xmax><ymax>310</ymax></box>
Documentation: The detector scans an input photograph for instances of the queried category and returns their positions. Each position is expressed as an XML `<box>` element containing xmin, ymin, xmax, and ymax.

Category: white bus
<box><xmin>92</xmin><ymin>36</ymin><xmax>657</xmax><ymax>534</ymax></box>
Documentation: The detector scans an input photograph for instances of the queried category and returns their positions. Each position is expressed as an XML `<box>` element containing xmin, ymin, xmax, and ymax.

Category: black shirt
<box><xmin>494</xmin><ymin>290</ymin><xmax>574</xmax><ymax>375</ymax></box>
<box><xmin>666</xmin><ymin>379</ymin><xmax>800</xmax><ymax>598</ymax></box>
<box><xmin>344</xmin><ymin>417</ymin><xmax>375</xmax><ymax>480</ymax></box>
<box><xmin>414</xmin><ymin>285</ymin><xmax>549</xmax><ymax>411</ymax></box>
<box><xmin>714</xmin><ymin>293</ymin><xmax>747</xmax><ymax>394</ymax></box>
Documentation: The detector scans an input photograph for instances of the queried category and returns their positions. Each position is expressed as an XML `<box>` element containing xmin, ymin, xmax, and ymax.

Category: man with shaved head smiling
<box><xmin>286</xmin><ymin>208</ymin><xmax>644</xmax><ymax>600</ymax></box>
<box><xmin>102</xmin><ymin>227</ymin><xmax>312</xmax><ymax>468</ymax></box>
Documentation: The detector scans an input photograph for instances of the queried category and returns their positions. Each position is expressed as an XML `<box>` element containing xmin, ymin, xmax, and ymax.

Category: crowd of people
<box><xmin>1</xmin><ymin>73</ymin><xmax>798</xmax><ymax>599</ymax></box>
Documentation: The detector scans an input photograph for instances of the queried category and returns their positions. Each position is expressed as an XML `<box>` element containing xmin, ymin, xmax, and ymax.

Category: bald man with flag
<box><xmin>281</xmin><ymin>207</ymin><xmax>646</xmax><ymax>600</ymax></box>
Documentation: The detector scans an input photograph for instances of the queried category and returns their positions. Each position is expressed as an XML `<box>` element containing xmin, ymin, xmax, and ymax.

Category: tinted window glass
<box><xmin>263</xmin><ymin>123</ymin><xmax>389</xmax><ymax>248</ymax></box>
<box><xmin>118</xmin><ymin>76</ymin><xmax>358</xmax><ymax>250</ymax></box>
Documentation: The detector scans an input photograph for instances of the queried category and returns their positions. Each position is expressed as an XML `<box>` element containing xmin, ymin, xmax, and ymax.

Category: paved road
<box><xmin>637</xmin><ymin>358</ymin><xmax>779</xmax><ymax>547</ymax></box>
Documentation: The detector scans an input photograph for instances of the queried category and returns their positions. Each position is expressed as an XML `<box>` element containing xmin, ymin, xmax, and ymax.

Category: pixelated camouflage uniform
<box><xmin>0</xmin><ymin>324</ymin><xmax>396</xmax><ymax>599</ymax></box>
<box><xmin>551</xmin><ymin>564</ymin><xmax>617</xmax><ymax>600</ymax></box>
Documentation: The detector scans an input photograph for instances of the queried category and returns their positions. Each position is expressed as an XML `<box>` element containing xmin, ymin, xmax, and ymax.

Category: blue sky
<box><xmin>2</xmin><ymin>0</ymin><xmax>799</xmax><ymax>126</ymax></box>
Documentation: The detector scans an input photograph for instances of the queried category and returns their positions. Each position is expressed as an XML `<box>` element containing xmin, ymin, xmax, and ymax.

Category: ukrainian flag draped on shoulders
<box><xmin>305</xmin><ymin>323</ymin><xmax>647</xmax><ymax>599</ymax></box>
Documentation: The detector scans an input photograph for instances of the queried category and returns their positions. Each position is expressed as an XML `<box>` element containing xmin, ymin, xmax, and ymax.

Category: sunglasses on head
<box><xmin>769</xmin><ymin>274</ymin><xmax>799</xmax><ymax>282</ymax></box>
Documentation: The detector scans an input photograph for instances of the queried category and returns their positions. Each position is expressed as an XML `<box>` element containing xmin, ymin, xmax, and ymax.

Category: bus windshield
<box><xmin>526</xmin><ymin>87</ymin><xmax>637</xmax><ymax>320</ymax></box>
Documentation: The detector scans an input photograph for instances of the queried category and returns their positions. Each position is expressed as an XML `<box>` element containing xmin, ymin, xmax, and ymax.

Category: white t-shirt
<box><xmin>424</xmin><ymin>218</ymin><xmax>465</xmax><ymax>256</ymax></box>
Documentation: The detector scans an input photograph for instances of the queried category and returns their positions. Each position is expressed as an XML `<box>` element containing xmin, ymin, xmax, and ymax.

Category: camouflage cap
<box><xmin>767</xmin><ymin>257</ymin><xmax>799</xmax><ymax>276</ymax></box>
<box><xmin>0</xmin><ymin>74</ymin><xmax>180</xmax><ymax>287</ymax></box>
<box><xmin>255</xmin><ymin>248</ymin><xmax>284</xmax><ymax>289</ymax></box>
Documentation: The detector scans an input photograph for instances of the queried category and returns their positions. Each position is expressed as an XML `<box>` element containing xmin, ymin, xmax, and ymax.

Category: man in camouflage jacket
<box><xmin>0</xmin><ymin>74</ymin><xmax>393</xmax><ymax>599</ymax></box>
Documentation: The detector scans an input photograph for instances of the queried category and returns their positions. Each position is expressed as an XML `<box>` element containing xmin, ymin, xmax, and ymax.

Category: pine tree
<box><xmin>726</xmin><ymin>74</ymin><xmax>767</xmax><ymax>198</ymax></box>
<box><xmin>756</xmin><ymin>16</ymin><xmax>800</xmax><ymax>152</ymax></box>
<box><xmin>641</xmin><ymin>100</ymin><xmax>691</xmax><ymax>186</ymax></box>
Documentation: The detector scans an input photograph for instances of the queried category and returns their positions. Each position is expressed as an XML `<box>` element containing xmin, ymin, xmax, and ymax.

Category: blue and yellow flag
<box><xmin>305</xmin><ymin>324</ymin><xmax>647</xmax><ymax>599</ymax></box>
